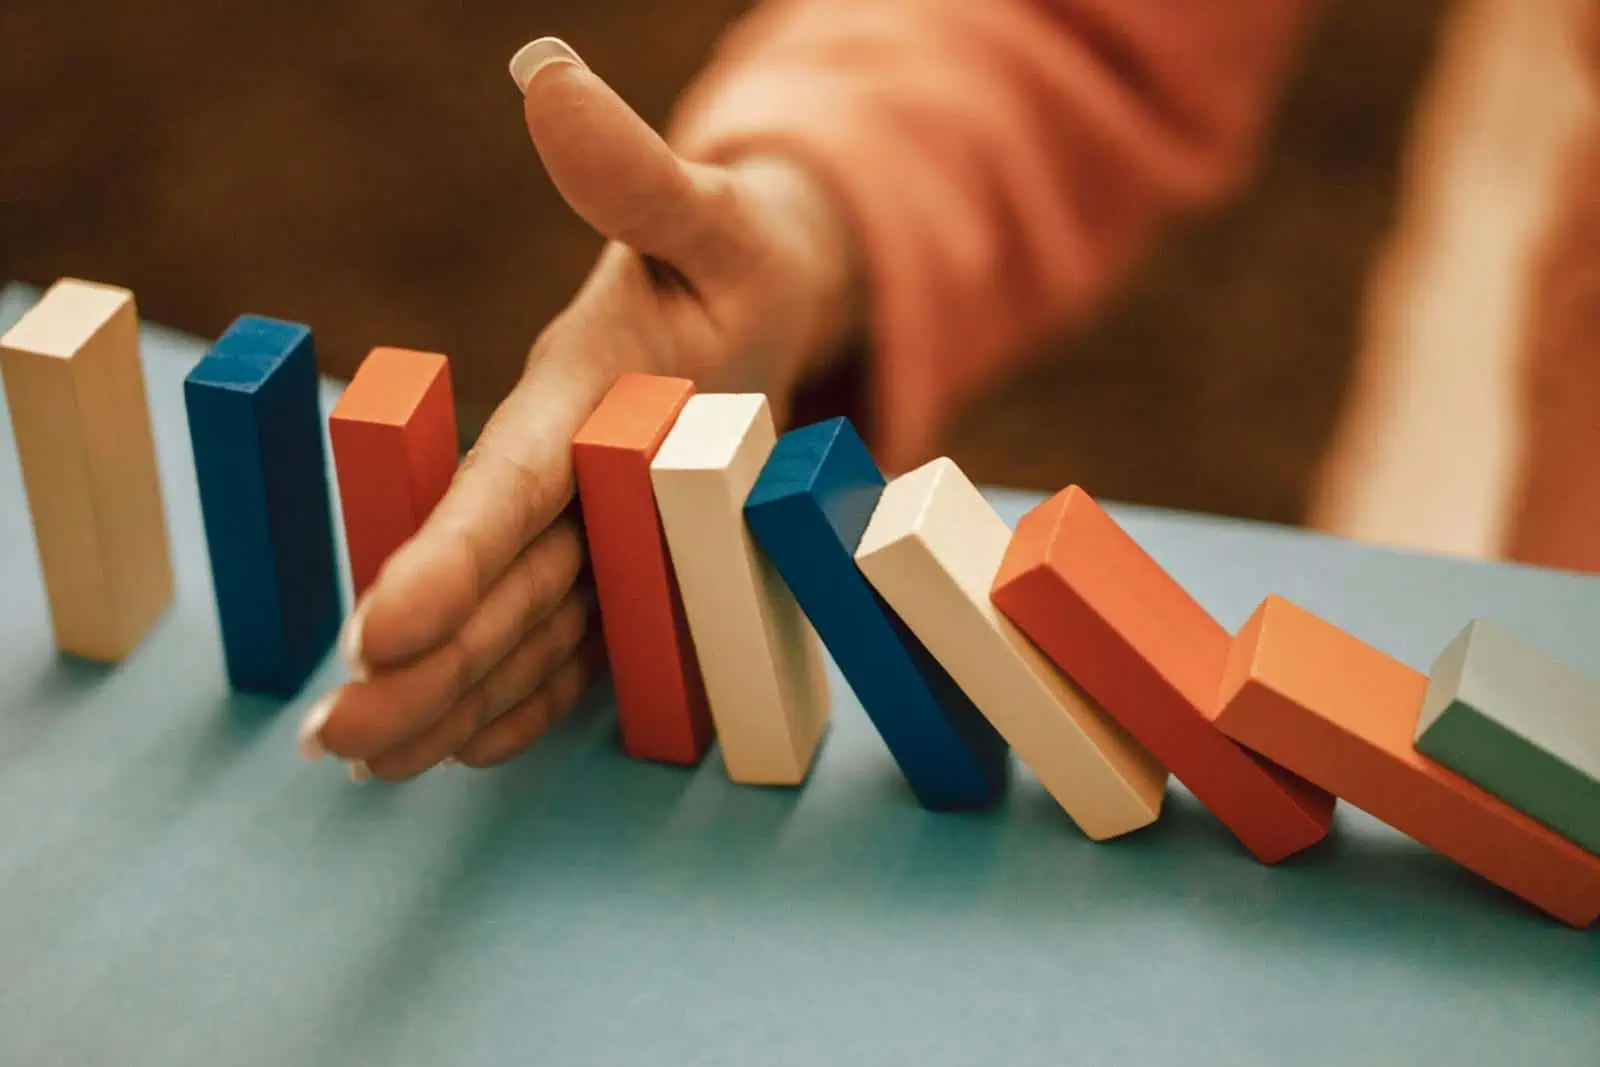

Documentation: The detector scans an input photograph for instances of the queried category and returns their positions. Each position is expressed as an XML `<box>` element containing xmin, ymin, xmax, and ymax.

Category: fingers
<box><xmin>511</xmin><ymin>37</ymin><xmax>753</xmax><ymax>284</ymax></box>
<box><xmin>361</xmin><ymin>588</ymin><xmax>596</xmax><ymax>782</ymax></box>
<box><xmin>312</xmin><ymin>519</ymin><xmax>585</xmax><ymax>759</ymax></box>
<box><xmin>455</xmin><ymin>636</ymin><xmax>605</xmax><ymax>768</ymax></box>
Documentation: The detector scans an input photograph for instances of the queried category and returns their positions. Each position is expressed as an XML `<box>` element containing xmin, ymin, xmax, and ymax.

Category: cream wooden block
<box><xmin>649</xmin><ymin>393</ymin><xmax>830</xmax><ymax>785</ymax></box>
<box><xmin>854</xmin><ymin>458</ymin><xmax>1168</xmax><ymax>839</ymax></box>
<box><xmin>0</xmin><ymin>279</ymin><xmax>174</xmax><ymax>661</ymax></box>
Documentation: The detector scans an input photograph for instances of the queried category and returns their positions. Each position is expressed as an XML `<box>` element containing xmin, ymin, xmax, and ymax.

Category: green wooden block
<box><xmin>1416</xmin><ymin>619</ymin><xmax>1600</xmax><ymax>856</ymax></box>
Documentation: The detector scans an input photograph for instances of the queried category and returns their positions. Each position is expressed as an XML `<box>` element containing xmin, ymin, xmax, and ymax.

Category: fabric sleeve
<box><xmin>668</xmin><ymin>0</ymin><xmax>1324</xmax><ymax>471</ymax></box>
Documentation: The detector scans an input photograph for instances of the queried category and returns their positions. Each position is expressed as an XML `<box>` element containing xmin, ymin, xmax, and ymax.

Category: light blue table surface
<box><xmin>1</xmin><ymin>283</ymin><xmax>1596</xmax><ymax>1066</ymax></box>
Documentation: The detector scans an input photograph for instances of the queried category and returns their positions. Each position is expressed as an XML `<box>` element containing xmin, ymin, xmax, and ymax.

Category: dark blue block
<box><xmin>184</xmin><ymin>316</ymin><xmax>342</xmax><ymax>698</ymax></box>
<box><xmin>745</xmin><ymin>418</ymin><xmax>1009</xmax><ymax>810</ymax></box>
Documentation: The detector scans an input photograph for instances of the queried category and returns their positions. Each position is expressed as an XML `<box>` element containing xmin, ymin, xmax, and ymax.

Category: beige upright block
<box><xmin>855</xmin><ymin>458</ymin><xmax>1167</xmax><ymax>840</ymax></box>
<box><xmin>649</xmin><ymin>393</ymin><xmax>830</xmax><ymax>785</ymax></box>
<box><xmin>0</xmin><ymin>279</ymin><xmax>174</xmax><ymax>661</ymax></box>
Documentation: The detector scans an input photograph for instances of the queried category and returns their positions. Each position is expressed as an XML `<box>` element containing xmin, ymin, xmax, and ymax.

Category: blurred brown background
<box><xmin>1</xmin><ymin>0</ymin><xmax>1448</xmax><ymax>527</ymax></box>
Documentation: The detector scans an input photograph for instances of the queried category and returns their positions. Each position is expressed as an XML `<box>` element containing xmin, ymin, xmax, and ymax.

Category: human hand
<box><xmin>297</xmin><ymin>37</ymin><xmax>862</xmax><ymax>780</ymax></box>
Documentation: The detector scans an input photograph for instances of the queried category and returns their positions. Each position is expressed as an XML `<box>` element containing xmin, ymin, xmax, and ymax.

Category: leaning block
<box><xmin>572</xmin><ymin>374</ymin><xmax>713</xmax><ymax>766</ymax></box>
<box><xmin>745</xmin><ymin>418</ymin><xmax>1009</xmax><ymax>810</ymax></box>
<box><xmin>649</xmin><ymin>393</ymin><xmax>830</xmax><ymax>785</ymax></box>
<box><xmin>855</xmin><ymin>458</ymin><xmax>1167</xmax><ymax>840</ymax></box>
<box><xmin>185</xmin><ymin>316</ymin><xmax>343</xmax><ymax>698</ymax></box>
<box><xmin>329</xmin><ymin>347</ymin><xmax>457</xmax><ymax>598</ymax></box>
<box><xmin>0</xmin><ymin>279</ymin><xmax>173</xmax><ymax>661</ymax></box>
<box><xmin>990</xmin><ymin>486</ymin><xmax>1333</xmax><ymax>861</ymax></box>
<box><xmin>1415</xmin><ymin>619</ymin><xmax>1600</xmax><ymax>857</ymax></box>
<box><xmin>1214</xmin><ymin>596</ymin><xmax>1600</xmax><ymax>926</ymax></box>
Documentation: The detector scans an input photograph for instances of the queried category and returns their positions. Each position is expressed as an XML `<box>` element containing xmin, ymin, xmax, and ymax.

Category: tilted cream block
<box><xmin>0</xmin><ymin>279</ymin><xmax>173</xmax><ymax>661</ymax></box>
<box><xmin>854</xmin><ymin>458</ymin><xmax>1167</xmax><ymax>839</ymax></box>
<box><xmin>649</xmin><ymin>393</ymin><xmax>830</xmax><ymax>785</ymax></box>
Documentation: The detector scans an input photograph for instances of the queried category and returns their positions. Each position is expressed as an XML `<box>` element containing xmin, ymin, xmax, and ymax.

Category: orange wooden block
<box><xmin>991</xmin><ymin>488</ymin><xmax>1334</xmax><ymax>863</ymax></box>
<box><xmin>572</xmin><ymin>374</ymin><xmax>712</xmax><ymax>765</ymax></box>
<box><xmin>1214</xmin><ymin>595</ymin><xmax>1600</xmax><ymax>926</ymax></box>
<box><xmin>329</xmin><ymin>347</ymin><xmax>457</xmax><ymax>598</ymax></box>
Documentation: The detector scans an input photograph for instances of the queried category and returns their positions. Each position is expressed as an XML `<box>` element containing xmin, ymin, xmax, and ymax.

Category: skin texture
<box><xmin>306</xmin><ymin>48</ymin><xmax>863</xmax><ymax>779</ymax></box>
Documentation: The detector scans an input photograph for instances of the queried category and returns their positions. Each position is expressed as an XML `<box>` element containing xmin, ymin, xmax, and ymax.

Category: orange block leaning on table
<box><xmin>1212</xmin><ymin>595</ymin><xmax>1600</xmax><ymax>927</ymax></box>
<box><xmin>329</xmin><ymin>348</ymin><xmax>457</xmax><ymax>599</ymax></box>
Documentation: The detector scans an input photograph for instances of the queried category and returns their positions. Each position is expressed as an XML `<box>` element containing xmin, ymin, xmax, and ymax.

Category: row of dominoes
<box><xmin>0</xmin><ymin>279</ymin><xmax>458</xmax><ymax>698</ymax></box>
<box><xmin>575</xmin><ymin>373</ymin><xmax>1600</xmax><ymax>928</ymax></box>
<box><xmin>4</xmin><ymin>280</ymin><xmax>1598</xmax><ymax>928</ymax></box>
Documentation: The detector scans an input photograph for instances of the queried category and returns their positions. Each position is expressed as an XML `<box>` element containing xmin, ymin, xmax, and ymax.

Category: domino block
<box><xmin>572</xmin><ymin>374</ymin><xmax>712</xmax><ymax>765</ymax></box>
<box><xmin>990</xmin><ymin>486</ymin><xmax>1334</xmax><ymax>861</ymax></box>
<box><xmin>745</xmin><ymin>418</ymin><xmax>1009</xmax><ymax>810</ymax></box>
<box><xmin>1214</xmin><ymin>596</ymin><xmax>1600</xmax><ymax>926</ymax></box>
<box><xmin>0</xmin><ymin>279</ymin><xmax>173</xmax><ymax>661</ymax></box>
<box><xmin>329</xmin><ymin>347</ymin><xmax>457</xmax><ymax>598</ymax></box>
<box><xmin>1415</xmin><ymin>619</ymin><xmax>1600</xmax><ymax>857</ymax></box>
<box><xmin>854</xmin><ymin>458</ymin><xmax>1168</xmax><ymax>840</ymax></box>
<box><xmin>185</xmin><ymin>316</ymin><xmax>343</xmax><ymax>698</ymax></box>
<box><xmin>649</xmin><ymin>393</ymin><xmax>830</xmax><ymax>785</ymax></box>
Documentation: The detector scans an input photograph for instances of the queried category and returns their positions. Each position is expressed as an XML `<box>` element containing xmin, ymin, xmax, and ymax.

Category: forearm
<box><xmin>670</xmin><ymin>0</ymin><xmax>1323</xmax><ymax>470</ymax></box>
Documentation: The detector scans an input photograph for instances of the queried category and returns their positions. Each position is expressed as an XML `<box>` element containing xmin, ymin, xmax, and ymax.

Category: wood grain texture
<box><xmin>1215</xmin><ymin>595</ymin><xmax>1600</xmax><ymax>926</ymax></box>
<box><xmin>0</xmin><ymin>278</ymin><xmax>173</xmax><ymax>661</ymax></box>
<box><xmin>650</xmin><ymin>393</ymin><xmax>830</xmax><ymax>785</ymax></box>
<box><xmin>855</xmin><ymin>458</ymin><xmax>1168</xmax><ymax>841</ymax></box>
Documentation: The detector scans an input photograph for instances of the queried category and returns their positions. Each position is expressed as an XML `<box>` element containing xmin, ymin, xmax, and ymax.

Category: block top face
<box><xmin>572</xmin><ymin>373</ymin><xmax>694</xmax><ymax>453</ymax></box>
<box><xmin>857</xmin><ymin>457</ymin><xmax>1009</xmax><ymax>591</ymax></box>
<box><xmin>746</xmin><ymin>418</ymin><xmax>885</xmax><ymax>536</ymax></box>
<box><xmin>0</xmin><ymin>278</ymin><xmax>132</xmax><ymax>359</ymax></box>
<box><xmin>330</xmin><ymin>347</ymin><xmax>450</xmax><ymax>426</ymax></box>
<box><xmin>186</xmin><ymin>315</ymin><xmax>312</xmax><ymax>393</ymax></box>
<box><xmin>1422</xmin><ymin>619</ymin><xmax>1600</xmax><ymax>776</ymax></box>
<box><xmin>651</xmin><ymin>392</ymin><xmax>769</xmax><ymax>472</ymax></box>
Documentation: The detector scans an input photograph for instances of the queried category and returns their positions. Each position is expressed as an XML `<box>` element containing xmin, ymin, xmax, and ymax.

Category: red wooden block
<box><xmin>1215</xmin><ymin>595</ymin><xmax>1600</xmax><ymax>927</ymax></box>
<box><xmin>990</xmin><ymin>487</ymin><xmax>1335</xmax><ymax>863</ymax></box>
<box><xmin>329</xmin><ymin>348</ymin><xmax>457</xmax><ymax>598</ymax></box>
<box><xmin>572</xmin><ymin>374</ymin><xmax>712</xmax><ymax>765</ymax></box>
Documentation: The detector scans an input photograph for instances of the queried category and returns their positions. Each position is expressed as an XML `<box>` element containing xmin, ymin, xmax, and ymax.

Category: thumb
<box><xmin>509</xmin><ymin>37</ymin><xmax>750</xmax><ymax>284</ymax></box>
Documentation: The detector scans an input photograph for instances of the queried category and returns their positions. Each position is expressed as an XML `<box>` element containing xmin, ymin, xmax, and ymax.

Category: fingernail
<box><xmin>298</xmin><ymin>695</ymin><xmax>336</xmax><ymax>761</ymax></box>
<box><xmin>339</xmin><ymin>600</ymin><xmax>368</xmax><ymax>678</ymax></box>
<box><xmin>348</xmin><ymin>760</ymin><xmax>371</xmax><ymax>784</ymax></box>
<box><xmin>509</xmin><ymin>36</ymin><xmax>586</xmax><ymax>94</ymax></box>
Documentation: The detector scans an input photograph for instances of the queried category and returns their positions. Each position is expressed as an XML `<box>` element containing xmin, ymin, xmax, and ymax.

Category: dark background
<box><xmin>1</xmin><ymin>0</ymin><xmax>1447</xmax><ymax>525</ymax></box>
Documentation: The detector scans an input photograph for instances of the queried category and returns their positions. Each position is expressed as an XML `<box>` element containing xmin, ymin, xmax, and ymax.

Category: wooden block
<box><xmin>1214</xmin><ymin>595</ymin><xmax>1600</xmax><ymax>926</ymax></box>
<box><xmin>990</xmin><ymin>486</ymin><xmax>1333</xmax><ymax>861</ymax></box>
<box><xmin>328</xmin><ymin>347</ymin><xmax>457</xmax><ymax>598</ymax></box>
<box><xmin>1415</xmin><ymin>619</ymin><xmax>1600</xmax><ymax>857</ymax></box>
<box><xmin>854</xmin><ymin>458</ymin><xmax>1167</xmax><ymax>840</ymax></box>
<box><xmin>745</xmin><ymin>418</ymin><xmax>1009</xmax><ymax>810</ymax></box>
<box><xmin>649</xmin><ymin>393</ymin><xmax>830</xmax><ymax>785</ymax></box>
<box><xmin>0</xmin><ymin>279</ymin><xmax>174</xmax><ymax>661</ymax></box>
<box><xmin>572</xmin><ymin>374</ymin><xmax>712</xmax><ymax>766</ymax></box>
<box><xmin>185</xmin><ymin>316</ymin><xmax>343</xmax><ymax>698</ymax></box>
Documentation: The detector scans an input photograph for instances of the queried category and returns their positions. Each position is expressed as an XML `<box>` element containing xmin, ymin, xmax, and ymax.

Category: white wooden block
<box><xmin>0</xmin><ymin>279</ymin><xmax>174</xmax><ymax>661</ymax></box>
<box><xmin>649</xmin><ymin>393</ymin><xmax>830</xmax><ymax>785</ymax></box>
<box><xmin>854</xmin><ymin>457</ymin><xmax>1167</xmax><ymax>839</ymax></box>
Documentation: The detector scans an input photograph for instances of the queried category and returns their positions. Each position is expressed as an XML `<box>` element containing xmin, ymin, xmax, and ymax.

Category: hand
<box><xmin>297</xmin><ymin>37</ymin><xmax>862</xmax><ymax>780</ymax></box>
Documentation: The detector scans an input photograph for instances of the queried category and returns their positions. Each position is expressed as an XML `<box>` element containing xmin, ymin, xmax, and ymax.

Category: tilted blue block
<box><xmin>745</xmin><ymin>417</ymin><xmax>1009</xmax><ymax>810</ymax></box>
<box><xmin>184</xmin><ymin>316</ymin><xmax>342</xmax><ymax>698</ymax></box>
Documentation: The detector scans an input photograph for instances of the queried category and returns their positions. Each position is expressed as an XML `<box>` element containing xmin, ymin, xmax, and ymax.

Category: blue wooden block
<box><xmin>184</xmin><ymin>316</ymin><xmax>342</xmax><ymax>698</ymax></box>
<box><xmin>745</xmin><ymin>417</ymin><xmax>1009</xmax><ymax>809</ymax></box>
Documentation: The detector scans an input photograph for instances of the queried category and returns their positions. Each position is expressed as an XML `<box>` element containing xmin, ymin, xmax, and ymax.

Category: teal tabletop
<box><xmin>1</xmin><ymin>282</ymin><xmax>1596</xmax><ymax>1066</ymax></box>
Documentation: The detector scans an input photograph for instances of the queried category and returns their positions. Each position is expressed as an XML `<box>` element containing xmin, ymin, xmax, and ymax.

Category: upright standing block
<box><xmin>855</xmin><ymin>458</ymin><xmax>1167</xmax><ymax>840</ymax></box>
<box><xmin>1214</xmin><ymin>596</ymin><xmax>1600</xmax><ymax>926</ymax></box>
<box><xmin>1415</xmin><ymin>619</ymin><xmax>1600</xmax><ymax>857</ymax></box>
<box><xmin>185</xmin><ymin>316</ymin><xmax>343</xmax><ymax>699</ymax></box>
<box><xmin>572</xmin><ymin>374</ymin><xmax>712</xmax><ymax>766</ymax></box>
<box><xmin>649</xmin><ymin>394</ymin><xmax>831</xmax><ymax>785</ymax></box>
<box><xmin>328</xmin><ymin>347</ymin><xmax>457</xmax><ymax>598</ymax></box>
<box><xmin>745</xmin><ymin>418</ymin><xmax>1009</xmax><ymax>810</ymax></box>
<box><xmin>990</xmin><ymin>487</ymin><xmax>1334</xmax><ymax>862</ymax></box>
<box><xmin>0</xmin><ymin>279</ymin><xmax>174</xmax><ymax>661</ymax></box>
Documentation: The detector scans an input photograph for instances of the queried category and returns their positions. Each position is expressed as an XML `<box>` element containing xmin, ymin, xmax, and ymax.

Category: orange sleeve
<box><xmin>668</xmin><ymin>0</ymin><xmax>1323</xmax><ymax>471</ymax></box>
